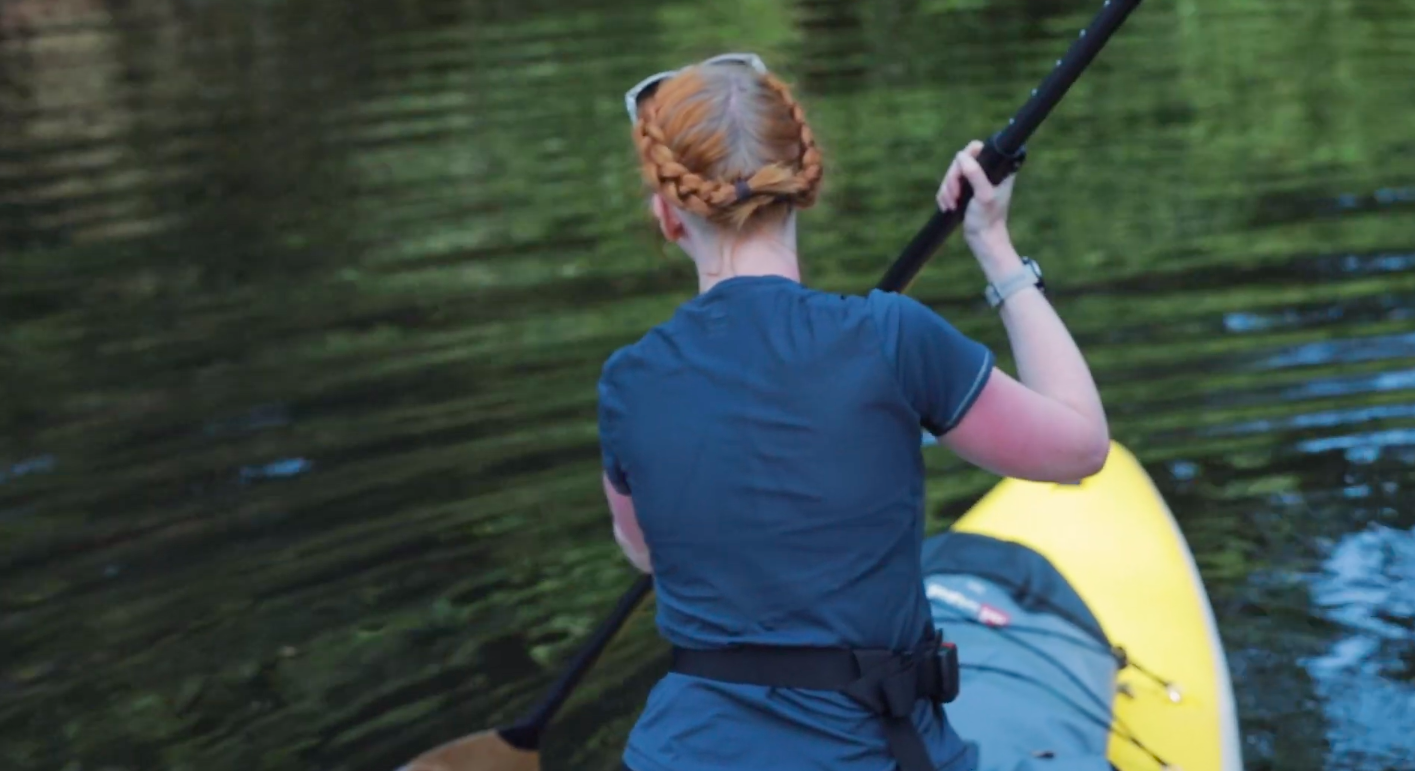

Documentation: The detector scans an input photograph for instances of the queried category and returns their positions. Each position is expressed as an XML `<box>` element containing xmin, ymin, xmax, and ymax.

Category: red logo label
<box><xmin>926</xmin><ymin>582</ymin><xmax>1013</xmax><ymax>628</ymax></box>
<box><xmin>977</xmin><ymin>603</ymin><xmax>1011</xmax><ymax>627</ymax></box>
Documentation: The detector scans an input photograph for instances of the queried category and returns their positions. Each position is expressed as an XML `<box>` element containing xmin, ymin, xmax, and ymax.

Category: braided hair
<box><xmin>632</xmin><ymin>62</ymin><xmax>823</xmax><ymax>231</ymax></box>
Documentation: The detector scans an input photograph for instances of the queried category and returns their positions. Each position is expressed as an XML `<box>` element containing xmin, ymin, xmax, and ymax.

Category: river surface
<box><xmin>2</xmin><ymin>0</ymin><xmax>1414</xmax><ymax>769</ymax></box>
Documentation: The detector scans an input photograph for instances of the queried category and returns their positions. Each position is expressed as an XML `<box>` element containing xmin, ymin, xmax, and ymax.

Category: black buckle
<box><xmin>841</xmin><ymin>638</ymin><xmax>961</xmax><ymax>716</ymax></box>
<box><xmin>934</xmin><ymin>642</ymin><xmax>960</xmax><ymax>704</ymax></box>
<box><xmin>843</xmin><ymin>650</ymin><xmax>920</xmax><ymax>718</ymax></box>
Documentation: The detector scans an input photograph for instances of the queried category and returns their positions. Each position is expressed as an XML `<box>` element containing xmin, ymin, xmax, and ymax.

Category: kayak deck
<box><xmin>947</xmin><ymin>441</ymin><xmax>1242</xmax><ymax>771</ymax></box>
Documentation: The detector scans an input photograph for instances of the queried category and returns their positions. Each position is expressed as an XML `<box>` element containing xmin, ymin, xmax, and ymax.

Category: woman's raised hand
<box><xmin>936</xmin><ymin>140</ymin><xmax>1020</xmax><ymax>276</ymax></box>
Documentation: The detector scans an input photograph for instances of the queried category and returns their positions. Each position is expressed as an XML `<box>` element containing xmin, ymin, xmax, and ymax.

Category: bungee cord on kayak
<box><xmin>959</xmin><ymin>665</ymin><xmax>1175</xmax><ymax>771</ymax></box>
<box><xmin>1110</xmin><ymin>645</ymin><xmax>1185</xmax><ymax>704</ymax></box>
<box><xmin>932</xmin><ymin>605</ymin><xmax>1178</xmax><ymax>769</ymax></box>
<box><xmin>935</xmin><ymin>582</ymin><xmax>1186</xmax><ymax>705</ymax></box>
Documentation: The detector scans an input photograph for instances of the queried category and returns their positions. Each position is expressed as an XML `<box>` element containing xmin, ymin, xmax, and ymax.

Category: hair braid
<box><xmin>759</xmin><ymin>74</ymin><xmax>824</xmax><ymax>208</ymax></box>
<box><xmin>634</xmin><ymin>103</ymin><xmax>735</xmax><ymax>220</ymax></box>
<box><xmin>632</xmin><ymin>64</ymin><xmax>825</xmax><ymax>230</ymax></box>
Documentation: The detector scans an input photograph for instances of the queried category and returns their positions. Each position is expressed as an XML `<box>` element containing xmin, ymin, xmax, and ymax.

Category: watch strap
<box><xmin>984</xmin><ymin>257</ymin><xmax>1043</xmax><ymax>308</ymax></box>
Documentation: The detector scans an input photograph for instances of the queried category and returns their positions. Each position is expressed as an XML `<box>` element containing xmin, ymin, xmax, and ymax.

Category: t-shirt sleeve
<box><xmin>597</xmin><ymin>351</ymin><xmax>632</xmax><ymax>495</ymax></box>
<box><xmin>868</xmin><ymin>290</ymin><xmax>995</xmax><ymax>436</ymax></box>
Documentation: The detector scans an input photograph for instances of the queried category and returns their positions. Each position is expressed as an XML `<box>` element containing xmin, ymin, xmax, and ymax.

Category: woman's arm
<box><xmin>604</xmin><ymin>473</ymin><xmax>652</xmax><ymax>573</ymax></box>
<box><xmin>944</xmin><ymin>364</ymin><xmax>1109</xmax><ymax>483</ymax></box>
<box><xmin>936</xmin><ymin>142</ymin><xmax>1110</xmax><ymax>482</ymax></box>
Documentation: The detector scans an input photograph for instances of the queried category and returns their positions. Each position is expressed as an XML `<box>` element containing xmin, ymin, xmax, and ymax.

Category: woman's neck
<box><xmin>686</xmin><ymin>219</ymin><xmax>801</xmax><ymax>294</ymax></box>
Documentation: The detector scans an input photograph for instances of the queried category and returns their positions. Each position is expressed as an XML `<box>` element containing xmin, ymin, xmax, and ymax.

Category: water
<box><xmin>1307</xmin><ymin>523</ymin><xmax>1415</xmax><ymax>768</ymax></box>
<box><xmin>1</xmin><ymin>0</ymin><xmax>1413</xmax><ymax>769</ymax></box>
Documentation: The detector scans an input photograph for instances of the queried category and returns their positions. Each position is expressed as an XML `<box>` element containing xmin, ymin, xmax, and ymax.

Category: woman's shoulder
<box><xmin>598</xmin><ymin>324</ymin><xmax>671</xmax><ymax>390</ymax></box>
<box><xmin>598</xmin><ymin>285</ymin><xmax>935</xmax><ymax>385</ymax></box>
<box><xmin>859</xmin><ymin>287</ymin><xmax>937</xmax><ymax>316</ymax></box>
<box><xmin>791</xmin><ymin>285</ymin><xmax>939</xmax><ymax>320</ymax></box>
<box><xmin>777</xmin><ymin>284</ymin><xmax>889</xmax><ymax>322</ymax></box>
<box><xmin>599</xmin><ymin>340</ymin><xmax>643</xmax><ymax>387</ymax></box>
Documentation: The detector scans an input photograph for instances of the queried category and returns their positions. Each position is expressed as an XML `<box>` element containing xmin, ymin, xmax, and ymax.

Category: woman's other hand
<box><xmin>936</xmin><ymin>140</ymin><xmax>1022</xmax><ymax>280</ymax></box>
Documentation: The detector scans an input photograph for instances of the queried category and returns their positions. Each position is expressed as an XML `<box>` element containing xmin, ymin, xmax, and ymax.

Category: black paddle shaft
<box><xmin>499</xmin><ymin>574</ymin><xmax>654</xmax><ymax>750</ymax></box>
<box><xmin>876</xmin><ymin>0</ymin><xmax>1146</xmax><ymax>294</ymax></box>
<box><xmin>497</xmin><ymin>0</ymin><xmax>1146</xmax><ymax>750</ymax></box>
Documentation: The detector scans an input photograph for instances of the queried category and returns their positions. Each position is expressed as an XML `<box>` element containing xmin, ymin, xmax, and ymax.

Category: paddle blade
<box><xmin>397</xmin><ymin>729</ymin><xmax>540</xmax><ymax>771</ymax></box>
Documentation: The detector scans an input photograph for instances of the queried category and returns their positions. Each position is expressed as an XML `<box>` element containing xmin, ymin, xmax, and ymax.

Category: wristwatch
<box><xmin>984</xmin><ymin>257</ymin><xmax>1044</xmax><ymax>309</ymax></box>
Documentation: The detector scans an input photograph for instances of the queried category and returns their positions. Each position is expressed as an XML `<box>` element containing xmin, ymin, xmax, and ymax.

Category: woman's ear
<box><xmin>651</xmin><ymin>194</ymin><xmax>687</xmax><ymax>243</ymax></box>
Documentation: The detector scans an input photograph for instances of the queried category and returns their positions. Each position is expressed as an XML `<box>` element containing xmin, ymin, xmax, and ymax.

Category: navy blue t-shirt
<box><xmin>598</xmin><ymin>275</ymin><xmax>993</xmax><ymax>771</ymax></box>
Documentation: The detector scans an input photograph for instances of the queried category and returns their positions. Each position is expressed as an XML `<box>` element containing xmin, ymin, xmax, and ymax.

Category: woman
<box><xmin>599</xmin><ymin>53</ymin><xmax>1109</xmax><ymax>771</ymax></box>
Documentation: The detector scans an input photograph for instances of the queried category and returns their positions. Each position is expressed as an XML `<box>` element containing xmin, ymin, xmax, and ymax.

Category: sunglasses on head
<box><xmin>623</xmin><ymin>52</ymin><xmax>769</xmax><ymax>123</ymax></box>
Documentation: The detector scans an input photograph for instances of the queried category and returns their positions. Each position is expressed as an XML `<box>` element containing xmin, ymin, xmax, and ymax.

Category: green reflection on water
<box><xmin>2</xmin><ymin>0</ymin><xmax>1415</xmax><ymax>769</ymax></box>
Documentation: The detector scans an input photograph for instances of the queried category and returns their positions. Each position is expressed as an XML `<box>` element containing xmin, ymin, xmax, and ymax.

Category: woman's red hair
<box><xmin>632</xmin><ymin>62</ymin><xmax>824</xmax><ymax>231</ymax></box>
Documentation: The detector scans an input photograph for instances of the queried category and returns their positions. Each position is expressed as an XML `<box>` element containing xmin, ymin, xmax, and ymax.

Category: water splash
<box><xmin>1305</xmin><ymin>524</ymin><xmax>1415</xmax><ymax>767</ymax></box>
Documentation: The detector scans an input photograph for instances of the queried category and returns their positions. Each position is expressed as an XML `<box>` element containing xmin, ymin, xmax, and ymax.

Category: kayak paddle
<box><xmin>878</xmin><ymin>0</ymin><xmax>1147</xmax><ymax>294</ymax></box>
<box><xmin>397</xmin><ymin>575</ymin><xmax>653</xmax><ymax>771</ymax></box>
<box><xmin>397</xmin><ymin>1</ymin><xmax>1145</xmax><ymax>768</ymax></box>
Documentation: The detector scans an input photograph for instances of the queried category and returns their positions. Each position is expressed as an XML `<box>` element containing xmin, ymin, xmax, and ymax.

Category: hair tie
<box><xmin>733</xmin><ymin>179</ymin><xmax>753</xmax><ymax>203</ymax></box>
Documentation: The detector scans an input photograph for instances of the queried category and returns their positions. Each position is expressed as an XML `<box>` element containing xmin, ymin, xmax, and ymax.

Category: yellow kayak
<box><xmin>923</xmin><ymin>441</ymin><xmax>1242</xmax><ymax>771</ymax></box>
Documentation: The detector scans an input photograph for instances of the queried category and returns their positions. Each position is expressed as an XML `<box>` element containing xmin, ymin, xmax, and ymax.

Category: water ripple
<box><xmin>2</xmin><ymin>0</ymin><xmax>1415</xmax><ymax>769</ymax></box>
<box><xmin>1306</xmin><ymin>524</ymin><xmax>1415</xmax><ymax>768</ymax></box>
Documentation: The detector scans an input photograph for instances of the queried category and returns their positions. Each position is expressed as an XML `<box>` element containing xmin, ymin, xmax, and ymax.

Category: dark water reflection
<box><xmin>3</xmin><ymin>0</ymin><xmax>1415</xmax><ymax>769</ymax></box>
